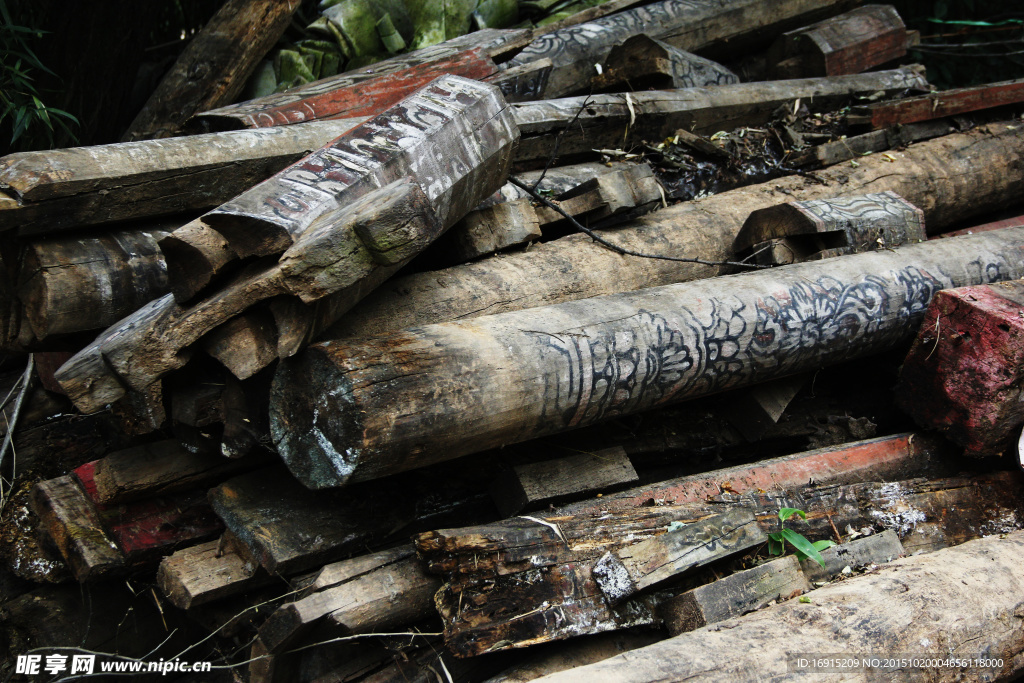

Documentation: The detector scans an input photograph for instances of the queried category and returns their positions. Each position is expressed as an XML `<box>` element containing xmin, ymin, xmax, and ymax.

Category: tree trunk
<box><xmin>272</xmin><ymin>228</ymin><xmax>1024</xmax><ymax>490</ymax></box>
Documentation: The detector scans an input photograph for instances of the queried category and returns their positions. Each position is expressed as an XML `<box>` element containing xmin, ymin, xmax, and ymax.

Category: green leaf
<box><xmin>812</xmin><ymin>540</ymin><xmax>837</xmax><ymax>552</ymax></box>
<box><xmin>778</xmin><ymin>507</ymin><xmax>806</xmax><ymax>523</ymax></box>
<box><xmin>768</xmin><ymin>534</ymin><xmax>784</xmax><ymax>556</ymax></box>
<box><xmin>781</xmin><ymin>528</ymin><xmax>826</xmax><ymax>568</ymax></box>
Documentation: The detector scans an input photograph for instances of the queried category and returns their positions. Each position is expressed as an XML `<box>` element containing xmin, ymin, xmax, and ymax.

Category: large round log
<box><xmin>329</xmin><ymin>123</ymin><xmax>1024</xmax><ymax>340</ymax></box>
<box><xmin>271</xmin><ymin>228</ymin><xmax>1024</xmax><ymax>489</ymax></box>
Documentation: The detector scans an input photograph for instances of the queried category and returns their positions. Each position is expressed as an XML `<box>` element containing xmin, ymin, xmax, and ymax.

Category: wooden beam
<box><xmin>271</xmin><ymin>228</ymin><xmax>1024</xmax><ymax>489</ymax></box>
<box><xmin>532</xmin><ymin>531</ymin><xmax>1024</xmax><ymax>682</ymax></box>
<box><xmin>897</xmin><ymin>280</ymin><xmax>1024</xmax><ymax>457</ymax></box>
<box><xmin>592</xmin><ymin>34</ymin><xmax>738</xmax><ymax>92</ymax></box>
<box><xmin>157</xmin><ymin>536</ymin><xmax>267</xmax><ymax>610</ymax></box>
<box><xmin>122</xmin><ymin>0</ymin><xmax>301</xmax><ymax>140</ymax></box>
<box><xmin>800</xmin><ymin>528</ymin><xmax>905</xmax><ymax>582</ymax></box>
<box><xmin>848</xmin><ymin>78</ymin><xmax>1024</xmax><ymax>129</ymax></box>
<box><xmin>787</xmin><ymin>119</ymin><xmax>955</xmax><ymax>168</ymax></box>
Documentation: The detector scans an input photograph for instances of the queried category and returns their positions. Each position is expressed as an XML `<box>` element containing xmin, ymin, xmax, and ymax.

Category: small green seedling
<box><xmin>768</xmin><ymin>507</ymin><xmax>836</xmax><ymax>568</ymax></box>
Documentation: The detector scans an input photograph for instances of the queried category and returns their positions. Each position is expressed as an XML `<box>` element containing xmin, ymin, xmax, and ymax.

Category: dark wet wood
<box><xmin>848</xmin><ymin>78</ymin><xmax>1024</xmax><ymax>129</ymax></box>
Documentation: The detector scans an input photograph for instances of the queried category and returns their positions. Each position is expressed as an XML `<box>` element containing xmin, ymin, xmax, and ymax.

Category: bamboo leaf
<box><xmin>781</xmin><ymin>528</ymin><xmax>826</xmax><ymax>568</ymax></box>
<box><xmin>778</xmin><ymin>507</ymin><xmax>806</xmax><ymax>523</ymax></box>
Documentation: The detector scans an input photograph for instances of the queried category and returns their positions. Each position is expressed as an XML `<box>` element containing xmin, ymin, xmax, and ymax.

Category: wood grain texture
<box><xmin>272</xmin><ymin>229</ymin><xmax>1024</xmax><ymax>489</ymax></box>
<box><xmin>849</xmin><ymin>78</ymin><xmax>1024</xmax><ymax>129</ymax></box>
<box><xmin>122</xmin><ymin>0</ymin><xmax>300</xmax><ymax>140</ymax></box>
<box><xmin>800</xmin><ymin>528</ymin><xmax>904</xmax><ymax>582</ymax></box>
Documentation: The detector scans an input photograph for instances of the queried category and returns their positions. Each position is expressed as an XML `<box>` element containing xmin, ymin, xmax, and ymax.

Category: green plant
<box><xmin>768</xmin><ymin>507</ymin><xmax>836</xmax><ymax>569</ymax></box>
<box><xmin>0</xmin><ymin>0</ymin><xmax>78</xmax><ymax>149</ymax></box>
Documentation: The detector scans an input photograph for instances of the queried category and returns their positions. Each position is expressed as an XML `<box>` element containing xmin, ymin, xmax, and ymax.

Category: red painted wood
<box><xmin>897</xmin><ymin>281</ymin><xmax>1024</xmax><ymax>457</ymax></box>
<box><xmin>937</xmin><ymin>214</ymin><xmax>1024</xmax><ymax>239</ymax></box>
<box><xmin>859</xmin><ymin>79</ymin><xmax>1024</xmax><ymax>129</ymax></box>
<box><xmin>210</xmin><ymin>48</ymin><xmax>499</xmax><ymax>129</ymax></box>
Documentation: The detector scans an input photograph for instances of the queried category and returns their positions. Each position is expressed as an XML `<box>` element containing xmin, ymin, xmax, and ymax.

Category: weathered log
<box><xmin>593</xmin><ymin>508</ymin><xmax>766</xmax><ymax>603</ymax></box>
<box><xmin>848</xmin><ymin>78</ymin><xmax>1024</xmax><ymax>129</ymax></box>
<box><xmin>202</xmin><ymin>309</ymin><xmax>279</xmax><ymax>381</ymax></box>
<box><xmin>0</xmin><ymin>119</ymin><xmax>363</xmax><ymax>235</ymax></box>
<box><xmin>505</xmin><ymin>0</ymin><xmax>860</xmax><ymax>98</ymax></box>
<box><xmin>18</xmin><ymin>228</ymin><xmax>171</xmax><ymax>339</ymax></box>
<box><xmin>490</xmin><ymin>446</ymin><xmax>638</xmax><ymax>517</ymax></box>
<box><xmin>734</xmin><ymin>191</ymin><xmax>926</xmax><ymax>265</ymax></box>
<box><xmin>193</xmin><ymin>28</ymin><xmax>526</xmax><ymax>130</ymax></box>
<box><xmin>122</xmin><ymin>0</ymin><xmax>300</xmax><ymax>140</ymax></box>
<box><xmin>417</xmin><ymin>472</ymin><xmax>1024</xmax><ymax>656</ymax></box>
<box><xmin>157</xmin><ymin>535</ymin><xmax>267</xmax><ymax>610</ymax></box>
<box><xmin>800</xmin><ymin>527</ymin><xmax>904</xmax><ymax>582</ymax></box>
<box><xmin>766</xmin><ymin>4</ymin><xmax>909</xmax><ymax>79</ymax></box>
<box><xmin>272</xmin><ymin>228</ymin><xmax>1024</xmax><ymax>489</ymax></box>
<box><xmin>512</xmin><ymin>67</ymin><xmax>928</xmax><ymax>165</ymax></box>
<box><xmin>328</xmin><ymin>121</ymin><xmax>1024</xmax><ymax>343</ymax></box>
<box><xmin>659</xmin><ymin>555</ymin><xmax>810</xmax><ymax>635</ymax></box>
<box><xmin>592</xmin><ymin>34</ymin><xmax>738</xmax><ymax>92</ymax></box>
<box><xmin>896</xmin><ymin>279</ymin><xmax>1024</xmax><ymax>457</ymax></box>
<box><xmin>530</xmin><ymin>531</ymin><xmax>1024</xmax><ymax>683</ymax></box>
<box><xmin>787</xmin><ymin>118</ymin><xmax>955</xmax><ymax>168</ymax></box>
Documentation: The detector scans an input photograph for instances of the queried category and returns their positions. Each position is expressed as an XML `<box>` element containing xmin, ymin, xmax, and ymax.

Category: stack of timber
<box><xmin>6</xmin><ymin>0</ymin><xmax>1024</xmax><ymax>680</ymax></box>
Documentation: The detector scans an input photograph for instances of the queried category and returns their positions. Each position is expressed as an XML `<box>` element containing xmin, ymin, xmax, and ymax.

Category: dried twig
<box><xmin>508</xmin><ymin>176</ymin><xmax>767</xmax><ymax>269</ymax></box>
<box><xmin>0</xmin><ymin>354</ymin><xmax>34</xmax><ymax>509</ymax></box>
<box><xmin>530</xmin><ymin>94</ymin><xmax>593</xmax><ymax>193</ymax></box>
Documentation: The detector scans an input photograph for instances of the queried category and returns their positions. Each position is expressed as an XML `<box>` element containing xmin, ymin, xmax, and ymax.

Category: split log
<box><xmin>800</xmin><ymin>527</ymin><xmax>904</xmax><ymax>582</ymax></box>
<box><xmin>591</xmin><ymin>34</ymin><xmax>738</xmax><ymax>92</ymax></box>
<box><xmin>416</xmin><ymin>472</ymin><xmax>1024</xmax><ymax>656</ymax></box>
<box><xmin>592</xmin><ymin>509</ymin><xmax>766</xmax><ymax>603</ymax></box>
<box><xmin>18</xmin><ymin>228</ymin><xmax>171</xmax><ymax>339</ymax></box>
<box><xmin>766</xmin><ymin>4</ymin><xmax>909</xmax><ymax>79</ymax></box>
<box><xmin>512</xmin><ymin>67</ymin><xmax>928</xmax><ymax>165</ymax></box>
<box><xmin>271</xmin><ymin>228</ymin><xmax>1024</xmax><ymax>489</ymax></box>
<box><xmin>734</xmin><ymin>191</ymin><xmax>926</xmax><ymax>265</ymax></box>
<box><xmin>122</xmin><ymin>0</ymin><xmax>300</xmax><ymax>140</ymax></box>
<box><xmin>490</xmin><ymin>446</ymin><xmax>638</xmax><ymax>516</ymax></box>
<box><xmin>659</xmin><ymin>555</ymin><xmax>810</xmax><ymax>635</ymax></box>
<box><xmin>787</xmin><ymin>118</ymin><xmax>955</xmax><ymax>168</ymax></box>
<box><xmin>505</xmin><ymin>0</ymin><xmax>860</xmax><ymax>98</ymax></box>
<box><xmin>327</xmin><ymin>120</ymin><xmax>1024</xmax><ymax>343</ymax></box>
<box><xmin>530</xmin><ymin>531</ymin><xmax>1024</xmax><ymax>683</ymax></box>
<box><xmin>848</xmin><ymin>78</ymin><xmax>1024</xmax><ymax>129</ymax></box>
<box><xmin>896</xmin><ymin>279</ymin><xmax>1024</xmax><ymax>457</ymax></box>
<box><xmin>0</xmin><ymin>119</ymin><xmax>363</xmax><ymax>235</ymax></box>
<box><xmin>193</xmin><ymin>28</ymin><xmax>525</xmax><ymax>130</ymax></box>
<box><xmin>157</xmin><ymin>535</ymin><xmax>267</xmax><ymax>610</ymax></box>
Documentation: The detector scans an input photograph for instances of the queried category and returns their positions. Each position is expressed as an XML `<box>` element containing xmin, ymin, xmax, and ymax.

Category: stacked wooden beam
<box><xmin>6</xmin><ymin>1</ymin><xmax>1024</xmax><ymax>680</ymax></box>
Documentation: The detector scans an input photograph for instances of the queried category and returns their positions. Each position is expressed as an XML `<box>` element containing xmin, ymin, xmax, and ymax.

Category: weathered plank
<box><xmin>592</xmin><ymin>34</ymin><xmax>738</xmax><ymax>92</ymax></box>
<box><xmin>800</xmin><ymin>528</ymin><xmax>904</xmax><ymax>582</ymax></box>
<box><xmin>329</xmin><ymin>124</ymin><xmax>1024</xmax><ymax>342</ymax></box>
<box><xmin>787</xmin><ymin>118</ymin><xmax>955</xmax><ymax>168</ymax></box>
<box><xmin>896</xmin><ymin>280</ymin><xmax>1024</xmax><ymax>457</ymax></box>
<box><xmin>735</xmin><ymin>191</ymin><xmax>926</xmax><ymax>265</ymax></box>
<box><xmin>505</xmin><ymin>0</ymin><xmax>861</xmax><ymax>98</ymax></box>
<box><xmin>490</xmin><ymin>446</ymin><xmax>638</xmax><ymax>516</ymax></box>
<box><xmin>18</xmin><ymin>228</ymin><xmax>171</xmax><ymax>339</ymax></box>
<box><xmin>122</xmin><ymin>0</ymin><xmax>300</xmax><ymax>140</ymax></box>
<box><xmin>659</xmin><ymin>555</ymin><xmax>810</xmax><ymax>635</ymax></box>
<box><xmin>848</xmin><ymin>78</ymin><xmax>1024</xmax><ymax>129</ymax></box>
<box><xmin>532</xmin><ymin>532</ymin><xmax>1024</xmax><ymax>683</ymax></box>
<box><xmin>157</xmin><ymin>536</ymin><xmax>267</xmax><ymax>610</ymax></box>
<box><xmin>767</xmin><ymin>4</ymin><xmax>909</xmax><ymax>78</ymax></box>
<box><xmin>593</xmin><ymin>509</ymin><xmax>765</xmax><ymax>603</ymax></box>
<box><xmin>512</xmin><ymin>67</ymin><xmax>928</xmax><ymax>165</ymax></box>
<box><xmin>0</xmin><ymin>119</ymin><xmax>363</xmax><ymax>235</ymax></box>
<box><xmin>272</xmin><ymin>228</ymin><xmax>1024</xmax><ymax>489</ymax></box>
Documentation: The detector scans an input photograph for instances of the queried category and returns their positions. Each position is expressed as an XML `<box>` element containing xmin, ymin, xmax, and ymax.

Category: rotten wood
<box><xmin>512</xmin><ymin>67</ymin><xmax>928</xmax><ymax>165</ymax></box>
<box><xmin>0</xmin><ymin>119</ymin><xmax>364</xmax><ymax>235</ymax></box>
<box><xmin>490</xmin><ymin>446</ymin><xmax>638</xmax><ymax>517</ymax></box>
<box><xmin>271</xmin><ymin>228</ymin><xmax>1024</xmax><ymax>489</ymax></box>
<box><xmin>18</xmin><ymin>228</ymin><xmax>171</xmax><ymax>339</ymax></box>
<box><xmin>897</xmin><ymin>279</ymin><xmax>1024</xmax><ymax>457</ymax></box>
<box><xmin>122</xmin><ymin>0</ymin><xmax>300</xmax><ymax>140</ymax></box>
<box><xmin>767</xmin><ymin>4</ymin><xmax>909</xmax><ymax>79</ymax></box>
<box><xmin>800</xmin><ymin>527</ymin><xmax>905</xmax><ymax>582</ymax></box>
<box><xmin>735</xmin><ymin>191</ymin><xmax>926</xmax><ymax>265</ymax></box>
<box><xmin>848</xmin><ymin>78</ymin><xmax>1024</xmax><ymax>129</ymax></box>
<box><xmin>592</xmin><ymin>34</ymin><xmax>738</xmax><ymax>92</ymax></box>
<box><xmin>533</xmin><ymin>531</ymin><xmax>1024</xmax><ymax>683</ymax></box>
<box><xmin>593</xmin><ymin>508</ymin><xmax>766</xmax><ymax>603</ymax></box>
<box><xmin>659</xmin><ymin>555</ymin><xmax>810</xmax><ymax>635</ymax></box>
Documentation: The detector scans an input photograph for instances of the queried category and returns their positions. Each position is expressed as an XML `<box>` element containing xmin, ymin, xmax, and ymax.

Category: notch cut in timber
<box><xmin>734</xmin><ymin>191</ymin><xmax>925</xmax><ymax>266</ymax></box>
<box><xmin>592</xmin><ymin>508</ymin><xmax>765</xmax><ymax>604</ymax></box>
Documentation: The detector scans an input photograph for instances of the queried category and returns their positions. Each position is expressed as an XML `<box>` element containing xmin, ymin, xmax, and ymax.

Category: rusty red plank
<box><xmin>198</xmin><ymin>47</ymin><xmax>499</xmax><ymax>129</ymax></box>
<box><xmin>852</xmin><ymin>78</ymin><xmax>1024</xmax><ymax>129</ymax></box>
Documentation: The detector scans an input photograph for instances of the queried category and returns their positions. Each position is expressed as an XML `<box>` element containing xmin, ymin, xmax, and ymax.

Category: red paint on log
<box><xmin>209</xmin><ymin>48</ymin><xmax>498</xmax><ymax>129</ymax></box>
<box><xmin>937</xmin><ymin>214</ymin><xmax>1024</xmax><ymax>239</ymax></box>
<box><xmin>856</xmin><ymin>78</ymin><xmax>1024</xmax><ymax>129</ymax></box>
<box><xmin>564</xmin><ymin>432</ymin><xmax>953</xmax><ymax>514</ymax></box>
<box><xmin>897</xmin><ymin>280</ymin><xmax>1024</xmax><ymax>457</ymax></box>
